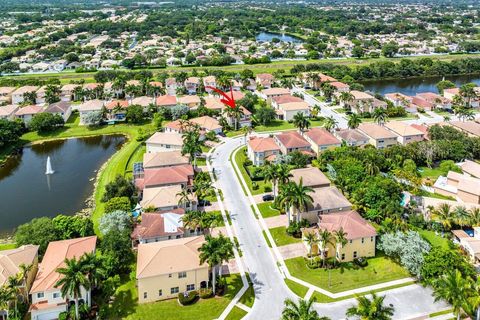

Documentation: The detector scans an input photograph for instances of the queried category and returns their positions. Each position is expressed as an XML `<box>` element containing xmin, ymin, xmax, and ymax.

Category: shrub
<box><xmin>199</xmin><ymin>288</ymin><xmax>213</xmax><ymax>299</ymax></box>
<box><xmin>252</xmin><ymin>182</ymin><xmax>259</xmax><ymax>190</ymax></box>
<box><xmin>104</xmin><ymin>196</ymin><xmax>131</xmax><ymax>213</ymax></box>
<box><xmin>286</xmin><ymin>219</ymin><xmax>309</xmax><ymax>238</ymax></box>
<box><xmin>354</xmin><ymin>257</ymin><xmax>368</xmax><ymax>268</ymax></box>
<box><xmin>243</xmin><ymin>159</ymin><xmax>253</xmax><ymax>167</ymax></box>
<box><xmin>29</xmin><ymin>113</ymin><xmax>64</xmax><ymax>132</ymax></box>
<box><xmin>263</xmin><ymin>185</ymin><xmax>272</xmax><ymax>192</ymax></box>
<box><xmin>178</xmin><ymin>290</ymin><xmax>198</xmax><ymax>305</ymax></box>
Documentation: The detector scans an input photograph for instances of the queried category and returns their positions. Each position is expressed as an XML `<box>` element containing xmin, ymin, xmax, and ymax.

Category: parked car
<box><xmin>262</xmin><ymin>194</ymin><xmax>274</xmax><ymax>201</ymax></box>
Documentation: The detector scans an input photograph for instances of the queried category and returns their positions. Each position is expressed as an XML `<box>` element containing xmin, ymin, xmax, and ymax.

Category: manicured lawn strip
<box><xmin>229</xmin><ymin>147</ymin><xmax>248</xmax><ymax>196</ymax></box>
<box><xmin>262</xmin><ymin>230</ymin><xmax>272</xmax><ymax>248</ymax></box>
<box><xmin>418</xmin><ymin>230</ymin><xmax>451</xmax><ymax>250</ymax></box>
<box><xmin>238</xmin><ymin>274</ymin><xmax>255</xmax><ymax>308</ymax></box>
<box><xmin>284</xmin><ymin>279</ymin><xmax>309</xmax><ymax>298</ymax></box>
<box><xmin>257</xmin><ymin>201</ymin><xmax>281</xmax><ymax>218</ymax></box>
<box><xmin>310</xmin><ymin>280</ymin><xmax>416</xmax><ymax>303</ymax></box>
<box><xmin>269</xmin><ymin>227</ymin><xmax>302</xmax><ymax>247</ymax></box>
<box><xmin>225</xmin><ymin>306</ymin><xmax>247</xmax><ymax>320</ymax></box>
<box><xmin>254</xmin><ymin>119</ymin><xmax>324</xmax><ymax>132</ymax></box>
<box><xmin>361</xmin><ymin>115</ymin><xmax>417</xmax><ymax>122</ymax></box>
<box><xmin>285</xmin><ymin>255</ymin><xmax>410</xmax><ymax>293</ymax></box>
<box><xmin>110</xmin><ymin>274</ymin><xmax>243</xmax><ymax>320</ymax></box>
<box><xmin>249</xmin><ymin>205</ymin><xmax>259</xmax><ymax>219</ymax></box>
<box><xmin>234</xmin><ymin>146</ymin><xmax>269</xmax><ymax>195</ymax></box>
<box><xmin>0</xmin><ymin>243</ymin><xmax>17</xmax><ymax>251</ymax></box>
<box><xmin>420</xmin><ymin>190</ymin><xmax>456</xmax><ymax>201</ymax></box>
<box><xmin>429</xmin><ymin>309</ymin><xmax>453</xmax><ymax>317</ymax></box>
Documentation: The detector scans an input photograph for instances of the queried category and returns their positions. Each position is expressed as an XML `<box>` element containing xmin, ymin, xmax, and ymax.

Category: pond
<box><xmin>256</xmin><ymin>31</ymin><xmax>303</xmax><ymax>43</ymax></box>
<box><xmin>362</xmin><ymin>74</ymin><xmax>480</xmax><ymax>96</ymax></box>
<box><xmin>0</xmin><ymin>135</ymin><xmax>125</xmax><ymax>236</ymax></box>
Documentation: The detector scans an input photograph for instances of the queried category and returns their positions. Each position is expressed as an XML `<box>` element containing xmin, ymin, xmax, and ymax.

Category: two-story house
<box><xmin>247</xmin><ymin>136</ymin><xmax>282</xmax><ymax>166</ymax></box>
<box><xmin>358</xmin><ymin>123</ymin><xmax>398</xmax><ymax>149</ymax></box>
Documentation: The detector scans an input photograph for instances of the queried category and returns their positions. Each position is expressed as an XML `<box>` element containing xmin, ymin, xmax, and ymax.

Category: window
<box><xmin>168</xmin><ymin>274</ymin><xmax>172</xmax><ymax>278</ymax></box>
<box><xmin>361</xmin><ymin>238</ymin><xmax>364</xmax><ymax>244</ymax></box>
<box><xmin>353</xmin><ymin>251</ymin><xmax>358</xmax><ymax>259</ymax></box>
<box><xmin>171</xmin><ymin>287</ymin><xmax>179</xmax><ymax>294</ymax></box>
<box><xmin>178</xmin><ymin>271</ymin><xmax>187</xmax><ymax>278</ymax></box>
<box><xmin>53</xmin><ymin>292</ymin><xmax>61</xmax><ymax>299</ymax></box>
<box><xmin>341</xmin><ymin>253</ymin><xmax>345</xmax><ymax>260</ymax></box>
<box><xmin>349</xmin><ymin>240</ymin><xmax>352</xmax><ymax>244</ymax></box>
<box><xmin>186</xmin><ymin>284</ymin><xmax>195</xmax><ymax>291</ymax></box>
<box><xmin>371</xmin><ymin>236</ymin><xmax>374</xmax><ymax>242</ymax></box>
<box><xmin>158</xmin><ymin>290</ymin><xmax>162</xmax><ymax>296</ymax></box>
<box><xmin>37</xmin><ymin>292</ymin><xmax>44</xmax><ymax>299</ymax></box>
<box><xmin>143</xmin><ymin>292</ymin><xmax>147</xmax><ymax>299</ymax></box>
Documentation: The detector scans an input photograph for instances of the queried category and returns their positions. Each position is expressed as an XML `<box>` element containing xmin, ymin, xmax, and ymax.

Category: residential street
<box><xmin>211</xmin><ymin>136</ymin><xmax>449</xmax><ymax>320</ymax></box>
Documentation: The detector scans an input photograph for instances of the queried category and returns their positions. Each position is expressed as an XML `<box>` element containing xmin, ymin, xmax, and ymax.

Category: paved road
<box><xmin>212</xmin><ymin>137</ymin><xmax>449</xmax><ymax>320</ymax></box>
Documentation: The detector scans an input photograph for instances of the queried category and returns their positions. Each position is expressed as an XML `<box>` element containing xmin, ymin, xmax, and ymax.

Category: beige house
<box><xmin>385</xmin><ymin>121</ymin><xmax>424</xmax><ymax>145</ymax></box>
<box><xmin>450</xmin><ymin>121</ymin><xmax>480</xmax><ymax>137</ymax></box>
<box><xmin>136</xmin><ymin>236</ymin><xmax>209</xmax><ymax>303</ymax></box>
<box><xmin>0</xmin><ymin>87</ymin><xmax>15</xmax><ymax>104</ymax></box>
<box><xmin>452</xmin><ymin>228</ymin><xmax>480</xmax><ymax>263</ymax></box>
<box><xmin>140</xmin><ymin>185</ymin><xmax>197</xmax><ymax>211</ymax></box>
<box><xmin>304</xmin><ymin>128</ymin><xmax>341</xmax><ymax>155</ymax></box>
<box><xmin>146</xmin><ymin>132</ymin><xmax>183</xmax><ymax>153</ymax></box>
<box><xmin>0</xmin><ymin>244</ymin><xmax>39</xmax><ymax>292</ymax></box>
<box><xmin>303</xmin><ymin>211</ymin><xmax>377</xmax><ymax>262</ymax></box>
<box><xmin>77</xmin><ymin>99</ymin><xmax>104</xmax><ymax>125</ymax></box>
<box><xmin>15</xmin><ymin>105</ymin><xmax>44</xmax><ymax>123</ymax></box>
<box><xmin>297</xmin><ymin>186</ymin><xmax>352</xmax><ymax>223</ymax></box>
<box><xmin>0</xmin><ymin>105</ymin><xmax>19</xmax><ymax>120</ymax></box>
<box><xmin>358</xmin><ymin>123</ymin><xmax>398</xmax><ymax>149</ymax></box>
<box><xmin>334</xmin><ymin>129</ymin><xmax>369</xmax><ymax>147</ymax></box>
<box><xmin>142</xmin><ymin>151</ymin><xmax>189</xmax><ymax>170</ymax></box>
<box><xmin>274</xmin><ymin>131</ymin><xmax>312</xmax><ymax>155</ymax></box>
<box><xmin>261</xmin><ymin>88</ymin><xmax>290</xmax><ymax>101</ymax></box>
<box><xmin>11</xmin><ymin>86</ymin><xmax>39</xmax><ymax>105</ymax></box>
<box><xmin>277</xmin><ymin>102</ymin><xmax>310</xmax><ymax>121</ymax></box>
<box><xmin>434</xmin><ymin>171</ymin><xmax>480</xmax><ymax>204</ymax></box>
<box><xmin>247</xmin><ymin>136</ymin><xmax>281</xmax><ymax>166</ymax></box>
<box><xmin>289</xmin><ymin>167</ymin><xmax>330</xmax><ymax>188</ymax></box>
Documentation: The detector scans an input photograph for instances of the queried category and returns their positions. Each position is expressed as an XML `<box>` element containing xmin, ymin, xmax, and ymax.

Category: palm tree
<box><xmin>241</xmin><ymin>126</ymin><xmax>252</xmax><ymax>145</ymax></box>
<box><xmin>0</xmin><ymin>286</ymin><xmax>12</xmax><ymax>320</ymax></box>
<box><xmin>45</xmin><ymin>84</ymin><xmax>61</xmax><ymax>104</ymax></box>
<box><xmin>334</xmin><ymin>228</ymin><xmax>348</xmax><ymax>263</ymax></box>
<box><xmin>318</xmin><ymin>229</ymin><xmax>334</xmax><ymax>268</ymax></box>
<box><xmin>431</xmin><ymin>203</ymin><xmax>455</xmax><ymax>231</ymax></box>
<box><xmin>373</xmin><ymin>108</ymin><xmax>388</xmax><ymax>126</ymax></box>
<box><xmin>433</xmin><ymin>270</ymin><xmax>471</xmax><ymax>320</ymax></box>
<box><xmin>224</xmin><ymin>106</ymin><xmax>244</xmax><ymax>130</ymax></box>
<box><xmin>181</xmin><ymin>210</ymin><xmax>203</xmax><ymax>233</ymax></box>
<box><xmin>346</xmin><ymin>293</ymin><xmax>395</xmax><ymax>320</ymax></box>
<box><xmin>303</xmin><ymin>231</ymin><xmax>319</xmax><ymax>258</ymax></box>
<box><xmin>469</xmin><ymin>208</ymin><xmax>480</xmax><ymax>226</ymax></box>
<box><xmin>198</xmin><ymin>234</ymin><xmax>234</xmax><ymax>294</ymax></box>
<box><xmin>311</xmin><ymin>105</ymin><xmax>321</xmax><ymax>118</ymax></box>
<box><xmin>181</xmin><ymin>128</ymin><xmax>203</xmax><ymax>167</ymax></box>
<box><xmin>80</xmin><ymin>252</ymin><xmax>104</xmax><ymax>307</ymax></box>
<box><xmin>278</xmin><ymin>179</ymin><xmax>314</xmax><ymax>223</ymax></box>
<box><xmin>176</xmin><ymin>188</ymin><xmax>193</xmax><ymax>209</ymax></box>
<box><xmin>347</xmin><ymin>113</ymin><xmax>362</xmax><ymax>129</ymax></box>
<box><xmin>73</xmin><ymin>86</ymin><xmax>84</xmax><ymax>102</ymax></box>
<box><xmin>339</xmin><ymin>91</ymin><xmax>354</xmax><ymax>109</ymax></box>
<box><xmin>19</xmin><ymin>263</ymin><xmax>33</xmax><ymax>303</ymax></box>
<box><xmin>453</xmin><ymin>206</ymin><xmax>470</xmax><ymax>227</ymax></box>
<box><xmin>6</xmin><ymin>275</ymin><xmax>22</xmax><ymax>317</ymax></box>
<box><xmin>276</xmin><ymin>164</ymin><xmax>291</xmax><ymax>188</ymax></box>
<box><xmin>282</xmin><ymin>297</ymin><xmax>328</xmax><ymax>320</ymax></box>
<box><xmin>55</xmin><ymin>257</ymin><xmax>90</xmax><ymax>320</ymax></box>
<box><xmin>263</xmin><ymin>165</ymin><xmax>279</xmax><ymax>197</ymax></box>
<box><xmin>324</xmin><ymin>116</ymin><xmax>338</xmax><ymax>133</ymax></box>
<box><xmin>293</xmin><ymin>112</ymin><xmax>311</xmax><ymax>133</ymax></box>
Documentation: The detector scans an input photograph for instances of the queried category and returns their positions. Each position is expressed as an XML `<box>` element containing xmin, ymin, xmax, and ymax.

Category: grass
<box><xmin>105</xmin><ymin>274</ymin><xmax>244</xmax><ymax>320</ymax></box>
<box><xmin>418</xmin><ymin>229</ymin><xmax>451</xmax><ymax>250</ymax></box>
<box><xmin>361</xmin><ymin>115</ymin><xmax>417</xmax><ymax>122</ymax></box>
<box><xmin>0</xmin><ymin>243</ymin><xmax>17</xmax><ymax>251</ymax></box>
<box><xmin>207</xmin><ymin>210</ymin><xmax>225</xmax><ymax>227</ymax></box>
<box><xmin>429</xmin><ymin>309</ymin><xmax>453</xmax><ymax>317</ymax></box>
<box><xmin>233</xmin><ymin>146</ymin><xmax>270</xmax><ymax>195</ymax></box>
<box><xmin>249</xmin><ymin>205</ymin><xmax>259</xmax><ymax>219</ymax></box>
<box><xmin>254</xmin><ymin>119</ymin><xmax>324</xmax><ymax>132</ymax></box>
<box><xmin>262</xmin><ymin>230</ymin><xmax>272</xmax><ymax>248</ymax></box>
<box><xmin>284</xmin><ymin>255</ymin><xmax>410</xmax><ymax>293</ymax></box>
<box><xmin>257</xmin><ymin>201</ymin><xmax>281</xmax><ymax>218</ymax></box>
<box><xmin>419</xmin><ymin>166</ymin><xmax>445</xmax><ymax>179</ymax></box>
<box><xmin>238</xmin><ymin>274</ymin><xmax>255</xmax><ymax>308</ymax></box>
<box><xmin>284</xmin><ymin>279</ymin><xmax>309</xmax><ymax>298</ymax></box>
<box><xmin>269</xmin><ymin>227</ymin><xmax>302</xmax><ymax>247</ymax></box>
<box><xmin>225</xmin><ymin>306</ymin><xmax>247</xmax><ymax>320</ymax></box>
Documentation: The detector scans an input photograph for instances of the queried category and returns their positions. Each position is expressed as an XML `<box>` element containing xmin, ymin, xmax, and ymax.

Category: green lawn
<box><xmin>0</xmin><ymin>243</ymin><xmax>17</xmax><ymax>251</ymax></box>
<box><xmin>262</xmin><ymin>230</ymin><xmax>272</xmax><ymax>248</ymax></box>
<box><xmin>269</xmin><ymin>227</ymin><xmax>302</xmax><ymax>247</ymax></box>
<box><xmin>419</xmin><ymin>166</ymin><xmax>445</xmax><ymax>179</ymax></box>
<box><xmin>238</xmin><ymin>274</ymin><xmax>255</xmax><ymax>308</ymax></box>
<box><xmin>285</xmin><ymin>255</ymin><xmax>410</xmax><ymax>293</ymax></box>
<box><xmin>225</xmin><ymin>306</ymin><xmax>247</xmax><ymax>320</ymax></box>
<box><xmin>207</xmin><ymin>211</ymin><xmax>225</xmax><ymax>227</ymax></box>
<box><xmin>361</xmin><ymin>115</ymin><xmax>417</xmax><ymax>122</ymax></box>
<box><xmin>254</xmin><ymin>119</ymin><xmax>324</xmax><ymax>132</ymax></box>
<box><xmin>257</xmin><ymin>202</ymin><xmax>281</xmax><ymax>218</ymax></box>
<box><xmin>233</xmin><ymin>147</ymin><xmax>270</xmax><ymax>195</ymax></box>
<box><xmin>105</xmin><ymin>274</ymin><xmax>243</xmax><ymax>320</ymax></box>
<box><xmin>418</xmin><ymin>230</ymin><xmax>451</xmax><ymax>250</ymax></box>
<box><xmin>284</xmin><ymin>279</ymin><xmax>309</xmax><ymax>298</ymax></box>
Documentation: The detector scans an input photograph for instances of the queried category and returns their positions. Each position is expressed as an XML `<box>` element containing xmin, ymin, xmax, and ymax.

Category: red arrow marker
<box><xmin>206</xmin><ymin>86</ymin><xmax>236</xmax><ymax>109</ymax></box>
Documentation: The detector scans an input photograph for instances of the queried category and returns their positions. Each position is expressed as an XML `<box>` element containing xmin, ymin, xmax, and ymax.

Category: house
<box><xmin>77</xmin><ymin>99</ymin><xmax>104</xmax><ymax>125</ymax></box>
<box><xmin>385</xmin><ymin>121</ymin><xmax>424</xmax><ymax>145</ymax></box>
<box><xmin>385</xmin><ymin>92</ymin><xmax>413</xmax><ymax>108</ymax></box>
<box><xmin>204</xmin><ymin>97</ymin><xmax>224</xmax><ymax>112</ymax></box>
<box><xmin>443</xmin><ymin>88</ymin><xmax>460</xmax><ymax>101</ymax></box>
<box><xmin>255</xmin><ymin>73</ymin><xmax>275</xmax><ymax>88</ymax></box>
<box><xmin>261</xmin><ymin>88</ymin><xmax>290</xmax><ymax>100</ymax></box>
<box><xmin>358</xmin><ymin>123</ymin><xmax>398</xmax><ymax>149</ymax></box>
<box><xmin>105</xmin><ymin>100</ymin><xmax>129</xmax><ymax>121</ymax></box>
<box><xmin>411</xmin><ymin>96</ymin><xmax>434</xmax><ymax>111</ymax></box>
<box><xmin>142</xmin><ymin>151</ymin><xmax>189</xmax><ymax>170</ymax></box>
<box><xmin>30</xmin><ymin>236</ymin><xmax>97</xmax><ymax>320</ymax></box>
<box><xmin>146</xmin><ymin>132</ymin><xmax>183</xmax><ymax>153</ymax></box>
<box><xmin>302</xmin><ymin>211</ymin><xmax>377</xmax><ymax>262</ymax></box>
<box><xmin>415</xmin><ymin>92</ymin><xmax>452</xmax><ymax>110</ymax></box>
<box><xmin>11</xmin><ymin>86</ymin><xmax>39</xmax><ymax>105</ymax></box>
<box><xmin>165</xmin><ymin>78</ymin><xmax>178</xmax><ymax>96</ymax></box>
<box><xmin>228</xmin><ymin>106</ymin><xmax>252</xmax><ymax>128</ymax></box>
<box><xmin>452</xmin><ymin>228</ymin><xmax>480</xmax><ymax>263</ymax></box>
<box><xmin>44</xmin><ymin>101</ymin><xmax>72</xmax><ymax>122</ymax></box>
<box><xmin>177</xmin><ymin>95</ymin><xmax>201</xmax><ymax>109</ymax></box>
<box><xmin>15</xmin><ymin>105</ymin><xmax>44</xmax><ymax>123</ymax></box>
<box><xmin>410</xmin><ymin>124</ymin><xmax>430</xmax><ymax>140</ymax></box>
<box><xmin>334</xmin><ymin>129</ymin><xmax>369</xmax><ymax>147</ymax></box>
<box><xmin>289</xmin><ymin>167</ymin><xmax>330</xmax><ymax>188</ymax></box>
<box><xmin>330</xmin><ymin>81</ymin><xmax>350</xmax><ymax>93</ymax></box>
<box><xmin>274</xmin><ymin>131</ymin><xmax>312</xmax><ymax>155</ymax></box>
<box><xmin>35</xmin><ymin>86</ymin><xmax>47</xmax><ymax>104</ymax></box>
<box><xmin>247</xmin><ymin>136</ymin><xmax>282</xmax><ymax>166</ymax></box>
<box><xmin>0</xmin><ymin>244</ymin><xmax>39</xmax><ymax>292</ymax></box>
<box><xmin>450</xmin><ymin>121</ymin><xmax>480</xmax><ymax>137</ymax></box>
<box><xmin>135</xmin><ymin>164</ymin><xmax>194</xmax><ymax>190</ymax></box>
<box><xmin>131</xmin><ymin>209</ymin><xmax>199</xmax><ymax>246</ymax></box>
<box><xmin>297</xmin><ymin>186</ymin><xmax>352</xmax><ymax>223</ymax></box>
<box><xmin>434</xmin><ymin>171</ymin><xmax>480</xmax><ymax>204</ymax></box>
<box><xmin>298</xmin><ymin>72</ymin><xmax>336</xmax><ymax>90</ymax></box>
<box><xmin>0</xmin><ymin>87</ymin><xmax>15</xmax><ymax>104</ymax></box>
<box><xmin>136</xmin><ymin>236</ymin><xmax>208</xmax><ymax>302</ymax></box>
<box><xmin>277</xmin><ymin>102</ymin><xmax>310</xmax><ymax>121</ymax></box>
<box><xmin>0</xmin><ymin>105</ymin><xmax>19</xmax><ymax>120</ymax></box>
<box><xmin>304</xmin><ymin>128</ymin><xmax>341</xmax><ymax>154</ymax></box>
<box><xmin>132</xmin><ymin>96</ymin><xmax>155</xmax><ymax>110</ymax></box>
<box><xmin>343</xmin><ymin>90</ymin><xmax>374</xmax><ymax>113</ymax></box>
<box><xmin>140</xmin><ymin>185</ymin><xmax>197</xmax><ymax>211</ymax></box>
<box><xmin>203</xmin><ymin>76</ymin><xmax>216</xmax><ymax>93</ymax></box>
<box><xmin>184</xmin><ymin>77</ymin><xmax>200</xmax><ymax>94</ymax></box>
<box><xmin>271</xmin><ymin>95</ymin><xmax>304</xmax><ymax>109</ymax></box>
<box><xmin>60</xmin><ymin>84</ymin><xmax>80</xmax><ymax>102</ymax></box>
<box><xmin>156</xmin><ymin>95</ymin><xmax>177</xmax><ymax>109</ymax></box>
<box><xmin>190</xmin><ymin>116</ymin><xmax>223</xmax><ymax>134</ymax></box>
<box><xmin>460</xmin><ymin>160</ymin><xmax>480</xmax><ymax>179</ymax></box>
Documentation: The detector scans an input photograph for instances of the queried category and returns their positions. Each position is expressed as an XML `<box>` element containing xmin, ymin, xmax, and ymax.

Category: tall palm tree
<box><xmin>181</xmin><ymin>210</ymin><xmax>203</xmax><ymax>233</ymax></box>
<box><xmin>278</xmin><ymin>179</ymin><xmax>314</xmax><ymax>223</ymax></box>
<box><xmin>45</xmin><ymin>84</ymin><xmax>61</xmax><ymax>104</ymax></box>
<box><xmin>282</xmin><ymin>297</ymin><xmax>328</xmax><ymax>320</ymax></box>
<box><xmin>181</xmin><ymin>128</ymin><xmax>203</xmax><ymax>167</ymax></box>
<box><xmin>6</xmin><ymin>275</ymin><xmax>22</xmax><ymax>317</ymax></box>
<box><xmin>55</xmin><ymin>257</ymin><xmax>90</xmax><ymax>320</ymax></box>
<box><xmin>19</xmin><ymin>263</ymin><xmax>33</xmax><ymax>303</ymax></box>
<box><xmin>453</xmin><ymin>206</ymin><xmax>470</xmax><ymax>227</ymax></box>
<box><xmin>263</xmin><ymin>165</ymin><xmax>279</xmax><ymax>197</ymax></box>
<box><xmin>318</xmin><ymin>230</ymin><xmax>334</xmax><ymax>268</ymax></box>
<box><xmin>373</xmin><ymin>108</ymin><xmax>388</xmax><ymax>126</ymax></box>
<box><xmin>198</xmin><ymin>234</ymin><xmax>234</xmax><ymax>294</ymax></box>
<box><xmin>276</xmin><ymin>164</ymin><xmax>291</xmax><ymax>188</ymax></box>
<box><xmin>293</xmin><ymin>112</ymin><xmax>311</xmax><ymax>133</ymax></box>
<box><xmin>176</xmin><ymin>188</ymin><xmax>193</xmax><ymax>209</ymax></box>
<box><xmin>80</xmin><ymin>252</ymin><xmax>104</xmax><ymax>306</ymax></box>
<box><xmin>346</xmin><ymin>293</ymin><xmax>395</xmax><ymax>320</ymax></box>
<box><xmin>324</xmin><ymin>116</ymin><xmax>338</xmax><ymax>133</ymax></box>
<box><xmin>0</xmin><ymin>286</ymin><xmax>12</xmax><ymax>320</ymax></box>
<box><xmin>311</xmin><ymin>105</ymin><xmax>321</xmax><ymax>118</ymax></box>
<box><xmin>431</xmin><ymin>203</ymin><xmax>455</xmax><ymax>231</ymax></box>
<box><xmin>433</xmin><ymin>270</ymin><xmax>471</xmax><ymax>320</ymax></box>
<box><xmin>334</xmin><ymin>228</ymin><xmax>348</xmax><ymax>263</ymax></box>
<box><xmin>303</xmin><ymin>231</ymin><xmax>319</xmax><ymax>258</ymax></box>
<box><xmin>347</xmin><ymin>113</ymin><xmax>362</xmax><ymax>129</ymax></box>
<box><xmin>469</xmin><ymin>208</ymin><xmax>480</xmax><ymax>227</ymax></box>
<box><xmin>224</xmin><ymin>106</ymin><xmax>244</xmax><ymax>130</ymax></box>
<box><xmin>241</xmin><ymin>126</ymin><xmax>252</xmax><ymax>145</ymax></box>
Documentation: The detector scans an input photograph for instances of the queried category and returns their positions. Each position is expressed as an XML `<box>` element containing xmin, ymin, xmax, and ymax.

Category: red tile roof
<box><xmin>318</xmin><ymin>211</ymin><xmax>377</xmax><ymax>240</ymax></box>
<box><xmin>305</xmin><ymin>128</ymin><xmax>341</xmax><ymax>146</ymax></box>
<box><xmin>275</xmin><ymin>131</ymin><xmax>310</xmax><ymax>149</ymax></box>
<box><xmin>137</xmin><ymin>164</ymin><xmax>194</xmax><ymax>189</ymax></box>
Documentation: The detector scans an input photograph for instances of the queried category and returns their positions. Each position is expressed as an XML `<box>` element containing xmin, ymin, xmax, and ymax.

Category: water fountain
<box><xmin>45</xmin><ymin>156</ymin><xmax>54</xmax><ymax>175</ymax></box>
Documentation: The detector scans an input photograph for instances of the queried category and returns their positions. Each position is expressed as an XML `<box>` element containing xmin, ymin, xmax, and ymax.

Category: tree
<box><xmin>346</xmin><ymin>293</ymin><xmax>395</xmax><ymax>320</ymax></box>
<box><xmin>347</xmin><ymin>113</ymin><xmax>362</xmax><ymax>129</ymax></box>
<box><xmin>15</xmin><ymin>217</ymin><xmax>57</xmax><ymax>255</ymax></box>
<box><xmin>430</xmin><ymin>203</ymin><xmax>455</xmax><ymax>231</ymax></box>
<box><xmin>434</xmin><ymin>270</ymin><xmax>471</xmax><ymax>320</ymax></box>
<box><xmin>176</xmin><ymin>187</ymin><xmax>193</xmax><ymax>209</ymax></box>
<box><xmin>171</xmin><ymin>104</ymin><xmax>189</xmax><ymax>120</ymax></box>
<box><xmin>100</xmin><ymin>230</ymin><xmax>134</xmax><ymax>276</ymax></box>
<box><xmin>0</xmin><ymin>118</ymin><xmax>24</xmax><ymax>148</ymax></box>
<box><xmin>293</xmin><ymin>112</ymin><xmax>311</xmax><ymax>133</ymax></box>
<box><xmin>278</xmin><ymin>179</ymin><xmax>313</xmax><ymax>223</ymax></box>
<box><xmin>303</xmin><ymin>231</ymin><xmax>319</xmax><ymax>258</ymax></box>
<box><xmin>373</xmin><ymin>108</ymin><xmax>388</xmax><ymax>126</ymax></box>
<box><xmin>45</xmin><ymin>84</ymin><xmax>61</xmax><ymax>104</ymax></box>
<box><xmin>224</xmin><ymin>105</ymin><xmax>244</xmax><ymax>130</ymax></box>
<box><xmin>381</xmin><ymin>41</ymin><xmax>399</xmax><ymax>58</ymax></box>
<box><xmin>0</xmin><ymin>286</ymin><xmax>12</xmax><ymax>319</ymax></box>
<box><xmin>436</xmin><ymin>80</ymin><xmax>455</xmax><ymax>94</ymax></box>
<box><xmin>99</xmin><ymin>210</ymin><xmax>132</xmax><ymax>236</ymax></box>
<box><xmin>29</xmin><ymin>113</ymin><xmax>64</xmax><ymax>132</ymax></box>
<box><xmin>334</xmin><ymin>228</ymin><xmax>348</xmax><ymax>263</ymax></box>
<box><xmin>56</xmin><ymin>257</ymin><xmax>90</xmax><ymax>320</ymax></box>
<box><xmin>198</xmin><ymin>234</ymin><xmax>234</xmax><ymax>294</ymax></box>
<box><xmin>181</xmin><ymin>126</ymin><xmax>204</xmax><ymax>167</ymax></box>
<box><xmin>104</xmin><ymin>196</ymin><xmax>131</xmax><ymax>213</ymax></box>
<box><xmin>352</xmin><ymin>45</ymin><xmax>365</xmax><ymax>58</ymax></box>
<box><xmin>318</xmin><ymin>229</ymin><xmax>334</xmax><ymax>267</ymax></box>
<box><xmin>324</xmin><ymin>116</ymin><xmax>338</xmax><ymax>133</ymax></box>
<box><xmin>82</xmin><ymin>111</ymin><xmax>103</xmax><ymax>126</ymax></box>
<box><xmin>101</xmin><ymin>175</ymin><xmax>135</xmax><ymax>203</ymax></box>
<box><xmin>52</xmin><ymin>215</ymin><xmax>94</xmax><ymax>240</ymax></box>
<box><xmin>125</xmin><ymin>104</ymin><xmax>144</xmax><ymax>123</ymax></box>
<box><xmin>23</xmin><ymin>91</ymin><xmax>37</xmax><ymax>105</ymax></box>
<box><xmin>255</xmin><ymin>106</ymin><xmax>277</xmax><ymax>126</ymax></box>
<box><xmin>7</xmin><ymin>275</ymin><xmax>22</xmax><ymax>317</ymax></box>
<box><xmin>282</xmin><ymin>297</ymin><xmax>328</xmax><ymax>320</ymax></box>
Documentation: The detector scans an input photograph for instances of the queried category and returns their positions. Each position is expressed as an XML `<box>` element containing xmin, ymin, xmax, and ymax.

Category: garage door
<box><xmin>36</xmin><ymin>311</ymin><xmax>60</xmax><ymax>320</ymax></box>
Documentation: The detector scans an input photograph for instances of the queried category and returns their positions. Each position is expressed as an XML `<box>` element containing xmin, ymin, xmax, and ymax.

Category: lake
<box><xmin>362</xmin><ymin>74</ymin><xmax>480</xmax><ymax>96</ymax></box>
<box><xmin>0</xmin><ymin>135</ymin><xmax>125</xmax><ymax>236</ymax></box>
<box><xmin>256</xmin><ymin>31</ymin><xmax>303</xmax><ymax>43</ymax></box>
